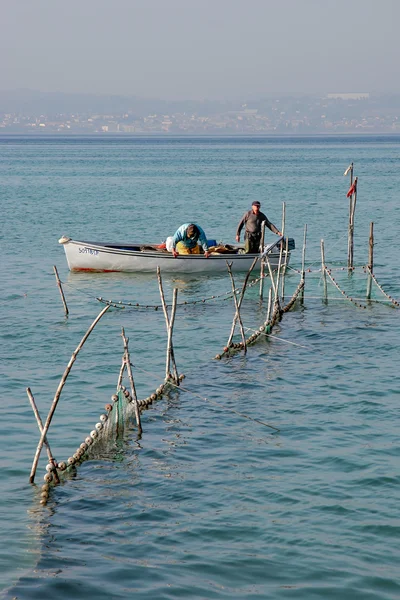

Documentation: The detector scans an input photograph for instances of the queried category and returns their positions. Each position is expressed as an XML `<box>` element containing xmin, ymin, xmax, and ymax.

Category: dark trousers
<box><xmin>244</xmin><ymin>232</ymin><xmax>261</xmax><ymax>254</ymax></box>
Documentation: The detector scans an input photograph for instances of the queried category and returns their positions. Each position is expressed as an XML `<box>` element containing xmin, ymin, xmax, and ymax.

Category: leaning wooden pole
<box><xmin>366</xmin><ymin>221</ymin><xmax>374</xmax><ymax>300</ymax></box>
<box><xmin>27</xmin><ymin>388</ymin><xmax>60</xmax><ymax>484</ymax></box>
<box><xmin>266</xmin><ymin>287</ymin><xmax>273</xmax><ymax>323</ymax></box>
<box><xmin>300</xmin><ymin>224</ymin><xmax>307</xmax><ymax>304</ymax></box>
<box><xmin>166</xmin><ymin>289</ymin><xmax>179</xmax><ymax>382</ymax></box>
<box><xmin>281</xmin><ymin>236</ymin><xmax>289</xmax><ymax>303</ymax></box>
<box><xmin>157</xmin><ymin>267</ymin><xmax>179</xmax><ymax>384</ymax></box>
<box><xmin>259</xmin><ymin>221</ymin><xmax>266</xmax><ymax>301</ymax></box>
<box><xmin>226</xmin><ymin>262</ymin><xmax>247</xmax><ymax>353</ymax></box>
<box><xmin>321</xmin><ymin>239</ymin><xmax>328</xmax><ymax>303</ymax></box>
<box><xmin>121</xmin><ymin>327</ymin><xmax>142</xmax><ymax>434</ymax></box>
<box><xmin>116</xmin><ymin>357</ymin><xmax>126</xmax><ymax>392</ymax></box>
<box><xmin>227</xmin><ymin>257</ymin><xmax>258</xmax><ymax>347</ymax></box>
<box><xmin>26</xmin><ymin>388</ymin><xmax>57</xmax><ymax>469</ymax></box>
<box><xmin>53</xmin><ymin>265</ymin><xmax>69</xmax><ymax>316</ymax></box>
<box><xmin>274</xmin><ymin>232</ymin><xmax>285</xmax><ymax>311</ymax></box>
<box><xmin>29</xmin><ymin>304</ymin><xmax>110</xmax><ymax>483</ymax></box>
<box><xmin>264</xmin><ymin>255</ymin><xmax>277</xmax><ymax>302</ymax></box>
<box><xmin>275</xmin><ymin>201</ymin><xmax>286</xmax><ymax>304</ymax></box>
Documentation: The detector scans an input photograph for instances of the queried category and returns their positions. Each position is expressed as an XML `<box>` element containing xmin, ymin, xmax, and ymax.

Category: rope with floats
<box><xmin>364</xmin><ymin>267</ymin><xmax>400</xmax><ymax>307</ymax></box>
<box><xmin>323</xmin><ymin>267</ymin><xmax>367</xmax><ymax>309</ymax></box>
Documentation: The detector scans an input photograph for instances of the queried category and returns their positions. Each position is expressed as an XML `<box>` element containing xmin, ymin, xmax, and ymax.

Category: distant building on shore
<box><xmin>327</xmin><ymin>93</ymin><xmax>370</xmax><ymax>100</ymax></box>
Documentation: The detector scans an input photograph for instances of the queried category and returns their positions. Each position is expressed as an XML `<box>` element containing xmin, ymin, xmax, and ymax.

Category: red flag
<box><xmin>346</xmin><ymin>182</ymin><xmax>356</xmax><ymax>198</ymax></box>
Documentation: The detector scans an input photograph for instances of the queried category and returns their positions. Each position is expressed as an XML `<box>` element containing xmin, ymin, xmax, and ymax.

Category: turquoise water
<box><xmin>1</xmin><ymin>135</ymin><xmax>399</xmax><ymax>599</ymax></box>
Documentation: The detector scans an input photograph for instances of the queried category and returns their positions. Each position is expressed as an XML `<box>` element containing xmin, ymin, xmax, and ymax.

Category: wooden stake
<box><xmin>300</xmin><ymin>224</ymin><xmax>307</xmax><ymax>304</ymax></box>
<box><xmin>226</xmin><ymin>262</ymin><xmax>247</xmax><ymax>353</ymax></box>
<box><xmin>29</xmin><ymin>304</ymin><xmax>110</xmax><ymax>483</ymax></box>
<box><xmin>274</xmin><ymin>223</ymin><xmax>285</xmax><ymax>310</ymax></box>
<box><xmin>116</xmin><ymin>357</ymin><xmax>126</xmax><ymax>392</ymax></box>
<box><xmin>227</xmin><ymin>257</ymin><xmax>258</xmax><ymax>347</ymax></box>
<box><xmin>366</xmin><ymin>221</ymin><xmax>374</xmax><ymax>300</ymax></box>
<box><xmin>166</xmin><ymin>289</ymin><xmax>178</xmax><ymax>382</ymax></box>
<box><xmin>274</xmin><ymin>252</ymin><xmax>283</xmax><ymax>310</ymax></box>
<box><xmin>26</xmin><ymin>388</ymin><xmax>59</xmax><ymax>483</ymax></box>
<box><xmin>348</xmin><ymin>176</ymin><xmax>358</xmax><ymax>270</ymax></box>
<box><xmin>346</xmin><ymin>163</ymin><xmax>354</xmax><ymax>268</ymax></box>
<box><xmin>266</xmin><ymin>287</ymin><xmax>273</xmax><ymax>323</ymax></box>
<box><xmin>53</xmin><ymin>265</ymin><xmax>69</xmax><ymax>316</ymax></box>
<box><xmin>157</xmin><ymin>267</ymin><xmax>179</xmax><ymax>384</ymax></box>
<box><xmin>121</xmin><ymin>327</ymin><xmax>142</xmax><ymax>434</ymax></box>
<box><xmin>321</xmin><ymin>239</ymin><xmax>328</xmax><ymax>303</ymax></box>
<box><xmin>264</xmin><ymin>255</ymin><xmax>277</xmax><ymax>300</ymax></box>
<box><xmin>281</xmin><ymin>236</ymin><xmax>289</xmax><ymax>302</ymax></box>
<box><xmin>259</xmin><ymin>221</ymin><xmax>266</xmax><ymax>301</ymax></box>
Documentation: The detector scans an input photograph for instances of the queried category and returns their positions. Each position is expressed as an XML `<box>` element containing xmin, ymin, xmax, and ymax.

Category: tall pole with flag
<box><xmin>344</xmin><ymin>162</ymin><xmax>357</xmax><ymax>269</ymax></box>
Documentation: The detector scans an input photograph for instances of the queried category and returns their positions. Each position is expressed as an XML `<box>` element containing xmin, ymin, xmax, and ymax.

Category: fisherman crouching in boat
<box><xmin>236</xmin><ymin>201</ymin><xmax>282</xmax><ymax>254</ymax></box>
<box><xmin>171</xmin><ymin>223</ymin><xmax>210</xmax><ymax>258</ymax></box>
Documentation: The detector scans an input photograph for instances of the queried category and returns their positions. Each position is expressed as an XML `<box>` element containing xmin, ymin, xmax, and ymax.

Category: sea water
<box><xmin>0</xmin><ymin>135</ymin><xmax>399</xmax><ymax>599</ymax></box>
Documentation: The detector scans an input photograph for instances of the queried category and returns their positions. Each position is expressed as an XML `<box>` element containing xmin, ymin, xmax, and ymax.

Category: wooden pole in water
<box><xmin>227</xmin><ymin>257</ymin><xmax>258</xmax><ymax>347</ymax></box>
<box><xmin>53</xmin><ymin>265</ymin><xmax>69</xmax><ymax>316</ymax></box>
<box><xmin>157</xmin><ymin>267</ymin><xmax>179</xmax><ymax>384</ymax></box>
<box><xmin>259</xmin><ymin>221</ymin><xmax>266</xmax><ymax>301</ymax></box>
<box><xmin>281</xmin><ymin>236</ymin><xmax>289</xmax><ymax>303</ymax></box>
<box><xmin>264</xmin><ymin>255</ymin><xmax>277</xmax><ymax>300</ymax></box>
<box><xmin>346</xmin><ymin>163</ymin><xmax>354</xmax><ymax>269</ymax></box>
<box><xmin>266</xmin><ymin>287</ymin><xmax>273</xmax><ymax>323</ymax></box>
<box><xmin>121</xmin><ymin>327</ymin><xmax>142</xmax><ymax>434</ymax></box>
<box><xmin>226</xmin><ymin>261</ymin><xmax>247</xmax><ymax>353</ymax></box>
<box><xmin>26</xmin><ymin>388</ymin><xmax>59</xmax><ymax>483</ymax></box>
<box><xmin>321</xmin><ymin>239</ymin><xmax>328</xmax><ymax>303</ymax></box>
<box><xmin>350</xmin><ymin>177</ymin><xmax>358</xmax><ymax>269</ymax></box>
<box><xmin>274</xmin><ymin>234</ymin><xmax>285</xmax><ymax>311</ymax></box>
<box><xmin>366</xmin><ymin>221</ymin><xmax>374</xmax><ymax>300</ymax></box>
<box><xmin>348</xmin><ymin>176</ymin><xmax>358</xmax><ymax>270</ymax></box>
<box><xmin>300</xmin><ymin>224</ymin><xmax>307</xmax><ymax>304</ymax></box>
<box><xmin>278</xmin><ymin>202</ymin><xmax>286</xmax><ymax>302</ymax></box>
<box><xmin>116</xmin><ymin>357</ymin><xmax>126</xmax><ymax>391</ymax></box>
<box><xmin>29</xmin><ymin>304</ymin><xmax>110</xmax><ymax>483</ymax></box>
<box><xmin>166</xmin><ymin>289</ymin><xmax>179</xmax><ymax>382</ymax></box>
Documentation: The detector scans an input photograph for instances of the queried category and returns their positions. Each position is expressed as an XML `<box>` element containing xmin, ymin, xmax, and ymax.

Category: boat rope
<box><xmin>365</xmin><ymin>267</ymin><xmax>400</xmax><ymax>307</ymax></box>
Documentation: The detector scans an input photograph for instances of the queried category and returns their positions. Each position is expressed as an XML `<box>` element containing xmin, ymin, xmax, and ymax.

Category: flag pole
<box><xmin>344</xmin><ymin>162</ymin><xmax>354</xmax><ymax>270</ymax></box>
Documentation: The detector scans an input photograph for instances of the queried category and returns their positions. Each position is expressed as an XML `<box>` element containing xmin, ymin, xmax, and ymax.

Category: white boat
<box><xmin>58</xmin><ymin>236</ymin><xmax>293</xmax><ymax>274</ymax></box>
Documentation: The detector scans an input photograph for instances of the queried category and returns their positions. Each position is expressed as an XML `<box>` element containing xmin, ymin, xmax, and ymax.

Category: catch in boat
<box><xmin>58</xmin><ymin>235</ymin><xmax>294</xmax><ymax>274</ymax></box>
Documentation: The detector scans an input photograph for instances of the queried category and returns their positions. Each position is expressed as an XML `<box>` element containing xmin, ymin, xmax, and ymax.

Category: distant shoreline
<box><xmin>1</xmin><ymin>132</ymin><xmax>400</xmax><ymax>138</ymax></box>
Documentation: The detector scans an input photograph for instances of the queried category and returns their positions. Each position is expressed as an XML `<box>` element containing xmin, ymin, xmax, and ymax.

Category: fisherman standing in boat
<box><xmin>236</xmin><ymin>201</ymin><xmax>282</xmax><ymax>254</ymax></box>
<box><xmin>171</xmin><ymin>223</ymin><xmax>210</xmax><ymax>258</ymax></box>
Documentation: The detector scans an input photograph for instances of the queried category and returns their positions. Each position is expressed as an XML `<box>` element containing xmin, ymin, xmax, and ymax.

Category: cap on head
<box><xmin>252</xmin><ymin>201</ymin><xmax>261</xmax><ymax>207</ymax></box>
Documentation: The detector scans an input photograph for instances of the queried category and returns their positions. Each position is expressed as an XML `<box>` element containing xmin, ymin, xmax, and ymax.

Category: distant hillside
<box><xmin>0</xmin><ymin>89</ymin><xmax>237</xmax><ymax>117</ymax></box>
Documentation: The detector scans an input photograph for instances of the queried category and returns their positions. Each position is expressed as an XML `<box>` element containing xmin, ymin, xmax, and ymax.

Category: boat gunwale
<box><xmin>64</xmin><ymin>239</ymin><xmax>287</xmax><ymax>261</ymax></box>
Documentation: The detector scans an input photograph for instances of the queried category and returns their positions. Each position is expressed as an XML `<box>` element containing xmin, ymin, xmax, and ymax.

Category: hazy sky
<box><xmin>1</xmin><ymin>0</ymin><xmax>399</xmax><ymax>100</ymax></box>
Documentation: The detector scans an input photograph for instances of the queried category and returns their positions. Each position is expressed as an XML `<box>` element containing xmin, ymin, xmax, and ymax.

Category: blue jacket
<box><xmin>172</xmin><ymin>223</ymin><xmax>208</xmax><ymax>252</ymax></box>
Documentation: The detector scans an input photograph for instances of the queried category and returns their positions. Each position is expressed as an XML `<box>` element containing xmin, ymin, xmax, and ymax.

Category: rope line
<box><xmin>243</xmin><ymin>326</ymin><xmax>311</xmax><ymax>349</ymax></box>
<box><xmin>215</xmin><ymin>277</ymin><xmax>305</xmax><ymax>359</ymax></box>
<box><xmin>130</xmin><ymin>363</ymin><xmax>280</xmax><ymax>432</ymax></box>
<box><xmin>365</xmin><ymin>268</ymin><xmax>400</xmax><ymax>307</ymax></box>
<box><xmin>323</xmin><ymin>267</ymin><xmax>367</xmax><ymax>309</ymax></box>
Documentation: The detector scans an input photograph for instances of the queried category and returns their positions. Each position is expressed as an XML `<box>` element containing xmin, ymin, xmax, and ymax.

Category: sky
<box><xmin>1</xmin><ymin>0</ymin><xmax>399</xmax><ymax>100</ymax></box>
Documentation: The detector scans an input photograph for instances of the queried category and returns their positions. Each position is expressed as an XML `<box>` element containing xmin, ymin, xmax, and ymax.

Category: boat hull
<box><xmin>60</xmin><ymin>239</ymin><xmax>289</xmax><ymax>274</ymax></box>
